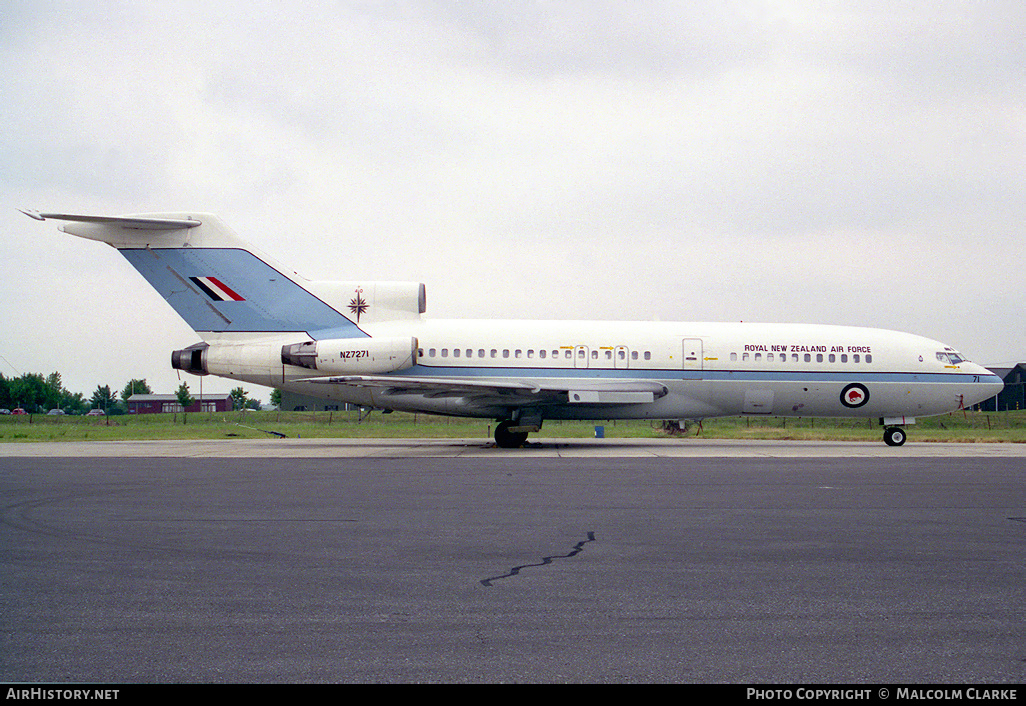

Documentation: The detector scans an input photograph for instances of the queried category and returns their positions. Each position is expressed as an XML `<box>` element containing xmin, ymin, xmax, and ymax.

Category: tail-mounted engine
<box><xmin>281</xmin><ymin>337</ymin><xmax>418</xmax><ymax>375</ymax></box>
<box><xmin>171</xmin><ymin>336</ymin><xmax>417</xmax><ymax>384</ymax></box>
<box><xmin>171</xmin><ymin>342</ymin><xmax>210</xmax><ymax>376</ymax></box>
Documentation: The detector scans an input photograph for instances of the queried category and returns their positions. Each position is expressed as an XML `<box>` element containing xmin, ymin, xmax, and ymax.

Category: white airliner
<box><xmin>22</xmin><ymin>210</ymin><xmax>1004</xmax><ymax>447</ymax></box>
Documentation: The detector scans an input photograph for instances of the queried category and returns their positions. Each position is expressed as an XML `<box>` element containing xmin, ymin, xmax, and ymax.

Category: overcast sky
<box><xmin>1</xmin><ymin>0</ymin><xmax>1023</xmax><ymax>400</ymax></box>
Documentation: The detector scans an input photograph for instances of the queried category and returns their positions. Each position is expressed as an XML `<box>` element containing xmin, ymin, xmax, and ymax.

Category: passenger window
<box><xmin>742</xmin><ymin>352</ymin><xmax>749</xmax><ymax>361</ymax></box>
<box><xmin>429</xmin><ymin>348</ymin><xmax>436</xmax><ymax>357</ymax></box>
<box><xmin>490</xmin><ymin>349</ymin><xmax>497</xmax><ymax>358</ymax></box>
<box><xmin>515</xmin><ymin>349</ymin><xmax>522</xmax><ymax>359</ymax></box>
<box><xmin>828</xmin><ymin>354</ymin><xmax>835</xmax><ymax>363</ymax></box>
<box><xmin>816</xmin><ymin>354</ymin><xmax>823</xmax><ymax>363</ymax></box>
<box><xmin>527</xmin><ymin>350</ymin><xmax>534</xmax><ymax>358</ymax></box>
<box><xmin>453</xmin><ymin>349</ymin><xmax>460</xmax><ymax>357</ymax></box>
<box><xmin>755</xmin><ymin>353</ymin><xmax>762</xmax><ymax>361</ymax></box>
<box><xmin>605</xmin><ymin>350</ymin><xmax>612</xmax><ymax>360</ymax></box>
<box><xmin>478</xmin><ymin>349</ymin><xmax>485</xmax><ymax>358</ymax></box>
<box><xmin>539</xmin><ymin>350</ymin><xmax>546</xmax><ymax>359</ymax></box>
<box><xmin>767</xmin><ymin>353</ymin><xmax>774</xmax><ymax>362</ymax></box>
<box><xmin>644</xmin><ymin>352</ymin><xmax>651</xmax><ymax>360</ymax></box>
<box><xmin>866</xmin><ymin>354</ymin><xmax>872</xmax><ymax>363</ymax></box>
<box><xmin>804</xmin><ymin>354</ymin><xmax>811</xmax><ymax>362</ymax></box>
<box><xmin>853</xmin><ymin>354</ymin><xmax>860</xmax><ymax>363</ymax></box>
<box><xmin>566</xmin><ymin>350</ymin><xmax>573</xmax><ymax>359</ymax></box>
<box><xmin>841</xmin><ymin>354</ymin><xmax>848</xmax><ymax>363</ymax></box>
<box><xmin>503</xmin><ymin>350</ymin><xmax>510</xmax><ymax>358</ymax></box>
<box><xmin>441</xmin><ymin>349</ymin><xmax>448</xmax><ymax>358</ymax></box>
<box><xmin>791</xmin><ymin>353</ymin><xmax>799</xmax><ymax>363</ymax></box>
<box><xmin>632</xmin><ymin>351</ymin><xmax>639</xmax><ymax>360</ymax></box>
<box><xmin>591</xmin><ymin>350</ymin><xmax>598</xmax><ymax>359</ymax></box>
<box><xmin>730</xmin><ymin>352</ymin><xmax>738</xmax><ymax>362</ymax></box>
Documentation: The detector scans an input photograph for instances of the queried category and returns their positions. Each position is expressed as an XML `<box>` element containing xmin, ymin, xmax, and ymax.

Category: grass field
<box><xmin>1</xmin><ymin>409</ymin><xmax>1024</xmax><ymax>443</ymax></box>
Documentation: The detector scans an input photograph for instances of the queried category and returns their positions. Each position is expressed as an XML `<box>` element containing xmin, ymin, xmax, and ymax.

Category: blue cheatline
<box><xmin>399</xmin><ymin>363</ymin><xmax>1001</xmax><ymax>386</ymax></box>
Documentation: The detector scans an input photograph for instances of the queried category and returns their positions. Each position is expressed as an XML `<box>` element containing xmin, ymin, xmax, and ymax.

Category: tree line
<box><xmin>0</xmin><ymin>372</ymin><xmax>263</xmax><ymax>414</ymax></box>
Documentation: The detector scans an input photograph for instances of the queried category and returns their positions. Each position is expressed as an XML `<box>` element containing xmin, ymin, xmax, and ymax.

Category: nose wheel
<box><xmin>883</xmin><ymin>426</ymin><xmax>907</xmax><ymax>446</ymax></box>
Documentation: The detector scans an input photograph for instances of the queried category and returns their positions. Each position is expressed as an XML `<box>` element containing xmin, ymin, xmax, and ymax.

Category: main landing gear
<box><xmin>883</xmin><ymin>426</ymin><xmax>907</xmax><ymax>447</ymax></box>
<box><xmin>494</xmin><ymin>412</ymin><xmax>543</xmax><ymax>448</ymax></box>
<box><xmin>494</xmin><ymin>420</ymin><xmax>529</xmax><ymax>448</ymax></box>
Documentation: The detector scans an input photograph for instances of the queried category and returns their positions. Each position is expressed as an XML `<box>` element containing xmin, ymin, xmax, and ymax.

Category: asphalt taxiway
<box><xmin>2</xmin><ymin>439</ymin><xmax>1024</xmax><ymax>683</ymax></box>
<box><xmin>3</xmin><ymin>437</ymin><xmax>1026</xmax><ymax>458</ymax></box>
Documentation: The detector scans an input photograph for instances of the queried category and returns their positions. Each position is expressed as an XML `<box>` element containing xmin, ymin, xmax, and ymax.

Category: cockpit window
<box><xmin>936</xmin><ymin>351</ymin><xmax>965</xmax><ymax>364</ymax></box>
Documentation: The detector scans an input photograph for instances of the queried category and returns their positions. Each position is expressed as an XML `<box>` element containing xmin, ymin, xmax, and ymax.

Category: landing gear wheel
<box><xmin>494</xmin><ymin>420</ymin><xmax>529</xmax><ymax>448</ymax></box>
<box><xmin>883</xmin><ymin>426</ymin><xmax>907</xmax><ymax>447</ymax></box>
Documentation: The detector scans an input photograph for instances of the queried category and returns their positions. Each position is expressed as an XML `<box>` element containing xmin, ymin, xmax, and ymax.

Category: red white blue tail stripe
<box><xmin>190</xmin><ymin>276</ymin><xmax>245</xmax><ymax>302</ymax></box>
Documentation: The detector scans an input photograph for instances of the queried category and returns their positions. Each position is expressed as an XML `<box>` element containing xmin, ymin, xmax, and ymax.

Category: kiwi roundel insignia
<box><xmin>840</xmin><ymin>383</ymin><xmax>870</xmax><ymax>408</ymax></box>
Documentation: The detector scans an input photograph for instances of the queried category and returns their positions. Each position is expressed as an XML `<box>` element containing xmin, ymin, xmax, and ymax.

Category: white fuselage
<box><xmin>214</xmin><ymin>319</ymin><xmax>1003</xmax><ymax>422</ymax></box>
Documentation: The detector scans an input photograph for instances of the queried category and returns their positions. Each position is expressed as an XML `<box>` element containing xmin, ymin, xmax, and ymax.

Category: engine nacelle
<box><xmin>171</xmin><ymin>342</ymin><xmax>210</xmax><ymax>376</ymax></box>
<box><xmin>172</xmin><ymin>336</ymin><xmax>418</xmax><ymax>385</ymax></box>
<box><xmin>281</xmin><ymin>337</ymin><xmax>418</xmax><ymax>375</ymax></box>
<box><xmin>172</xmin><ymin>340</ymin><xmax>287</xmax><ymax>386</ymax></box>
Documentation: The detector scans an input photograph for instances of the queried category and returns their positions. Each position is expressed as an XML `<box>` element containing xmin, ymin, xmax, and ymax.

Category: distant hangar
<box><xmin>976</xmin><ymin>364</ymin><xmax>1025</xmax><ymax>412</ymax></box>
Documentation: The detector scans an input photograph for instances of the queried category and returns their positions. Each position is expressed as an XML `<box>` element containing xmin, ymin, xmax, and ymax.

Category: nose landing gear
<box><xmin>883</xmin><ymin>426</ymin><xmax>907</xmax><ymax>446</ymax></box>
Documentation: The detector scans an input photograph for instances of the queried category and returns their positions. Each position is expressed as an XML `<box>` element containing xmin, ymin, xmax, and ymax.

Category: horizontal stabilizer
<box><xmin>19</xmin><ymin>210</ymin><xmax>201</xmax><ymax>230</ymax></box>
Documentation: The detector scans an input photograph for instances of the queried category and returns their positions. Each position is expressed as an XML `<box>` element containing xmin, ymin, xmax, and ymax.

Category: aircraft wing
<box><xmin>297</xmin><ymin>375</ymin><xmax>669</xmax><ymax>405</ymax></box>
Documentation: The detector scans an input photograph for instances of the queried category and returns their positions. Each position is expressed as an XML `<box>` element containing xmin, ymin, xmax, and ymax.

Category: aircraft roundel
<box><xmin>840</xmin><ymin>383</ymin><xmax>870</xmax><ymax>408</ymax></box>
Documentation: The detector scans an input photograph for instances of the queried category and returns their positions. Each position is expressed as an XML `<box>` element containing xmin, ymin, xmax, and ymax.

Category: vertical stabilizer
<box><xmin>24</xmin><ymin>211</ymin><xmax>367</xmax><ymax>339</ymax></box>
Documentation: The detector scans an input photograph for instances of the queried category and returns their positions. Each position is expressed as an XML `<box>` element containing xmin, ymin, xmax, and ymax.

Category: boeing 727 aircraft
<box><xmin>22</xmin><ymin>210</ymin><xmax>1004</xmax><ymax>447</ymax></box>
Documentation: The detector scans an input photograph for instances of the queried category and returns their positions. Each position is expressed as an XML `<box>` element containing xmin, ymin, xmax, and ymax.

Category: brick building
<box><xmin>126</xmin><ymin>393</ymin><xmax>234</xmax><ymax>414</ymax></box>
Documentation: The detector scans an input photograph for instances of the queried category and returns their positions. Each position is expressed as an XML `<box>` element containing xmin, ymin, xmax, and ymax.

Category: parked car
<box><xmin>47</xmin><ymin>409</ymin><xmax>65</xmax><ymax>415</ymax></box>
<box><xmin>0</xmin><ymin>409</ymin><xmax>10</xmax><ymax>415</ymax></box>
<box><xmin>86</xmin><ymin>409</ymin><xmax>105</xmax><ymax>416</ymax></box>
<box><xmin>12</xmin><ymin>408</ymin><xmax>28</xmax><ymax>415</ymax></box>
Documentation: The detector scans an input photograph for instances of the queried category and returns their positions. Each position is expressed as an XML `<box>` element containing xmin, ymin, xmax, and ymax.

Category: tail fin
<box><xmin>23</xmin><ymin>211</ymin><xmax>367</xmax><ymax>340</ymax></box>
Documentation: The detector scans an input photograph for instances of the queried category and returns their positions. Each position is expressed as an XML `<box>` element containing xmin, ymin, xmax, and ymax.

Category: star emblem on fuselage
<box><xmin>349</xmin><ymin>288</ymin><xmax>368</xmax><ymax>323</ymax></box>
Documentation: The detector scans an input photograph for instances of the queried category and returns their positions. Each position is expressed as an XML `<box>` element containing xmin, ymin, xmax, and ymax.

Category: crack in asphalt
<box><xmin>480</xmin><ymin>531</ymin><xmax>596</xmax><ymax>586</ymax></box>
